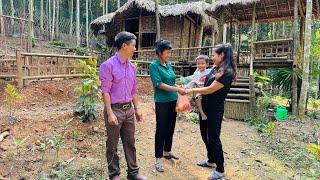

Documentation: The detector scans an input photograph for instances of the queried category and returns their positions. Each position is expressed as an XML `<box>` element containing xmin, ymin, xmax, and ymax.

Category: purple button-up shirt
<box><xmin>99</xmin><ymin>53</ymin><xmax>137</xmax><ymax>104</ymax></box>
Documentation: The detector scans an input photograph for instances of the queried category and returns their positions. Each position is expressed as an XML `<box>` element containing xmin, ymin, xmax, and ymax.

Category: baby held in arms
<box><xmin>183</xmin><ymin>55</ymin><xmax>211</xmax><ymax>120</ymax></box>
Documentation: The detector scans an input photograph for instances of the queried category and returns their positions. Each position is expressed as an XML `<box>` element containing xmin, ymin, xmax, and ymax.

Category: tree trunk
<box><xmin>105</xmin><ymin>0</ymin><xmax>108</xmax><ymax>14</ymax></box>
<box><xmin>0</xmin><ymin>0</ymin><xmax>4</xmax><ymax>36</ymax></box>
<box><xmin>56</xmin><ymin>0</ymin><xmax>60</xmax><ymax>39</ymax></box>
<box><xmin>292</xmin><ymin>0</ymin><xmax>299</xmax><ymax>115</ymax></box>
<box><xmin>76</xmin><ymin>0</ymin><xmax>80</xmax><ymax>46</ymax></box>
<box><xmin>10</xmin><ymin>0</ymin><xmax>14</xmax><ymax>29</ymax></box>
<box><xmin>27</xmin><ymin>0</ymin><xmax>33</xmax><ymax>52</ymax></box>
<box><xmin>51</xmin><ymin>0</ymin><xmax>55</xmax><ymax>40</ymax></box>
<box><xmin>30</xmin><ymin>0</ymin><xmax>34</xmax><ymax>38</ymax></box>
<box><xmin>23</xmin><ymin>0</ymin><xmax>26</xmax><ymax>18</ymax></box>
<box><xmin>298</xmin><ymin>0</ymin><xmax>313</xmax><ymax>119</ymax></box>
<box><xmin>86</xmin><ymin>0</ymin><xmax>89</xmax><ymax>47</ymax></box>
<box><xmin>49</xmin><ymin>0</ymin><xmax>51</xmax><ymax>39</ymax></box>
<box><xmin>40</xmin><ymin>0</ymin><xmax>44</xmax><ymax>35</ymax></box>
<box><xmin>69</xmin><ymin>0</ymin><xmax>73</xmax><ymax>36</ymax></box>
<box><xmin>315</xmin><ymin>62</ymin><xmax>320</xmax><ymax>98</ymax></box>
<box><xmin>155</xmin><ymin>0</ymin><xmax>160</xmax><ymax>41</ymax></box>
<box><xmin>249</xmin><ymin>3</ymin><xmax>256</xmax><ymax>115</ymax></box>
<box><xmin>117</xmin><ymin>0</ymin><xmax>120</xmax><ymax>9</ymax></box>
<box><xmin>89</xmin><ymin>0</ymin><xmax>92</xmax><ymax>22</ymax></box>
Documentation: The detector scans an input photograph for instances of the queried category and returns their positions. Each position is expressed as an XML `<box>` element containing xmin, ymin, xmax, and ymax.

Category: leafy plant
<box><xmin>40</xmin><ymin>136</ymin><xmax>51</xmax><ymax>159</ymax></box>
<box><xmin>254</xmin><ymin>71</ymin><xmax>270</xmax><ymax>87</ymax></box>
<box><xmin>269</xmin><ymin>68</ymin><xmax>302</xmax><ymax>96</ymax></box>
<box><xmin>4</xmin><ymin>84</ymin><xmax>22</xmax><ymax>127</ymax></box>
<box><xmin>12</xmin><ymin>136</ymin><xmax>28</xmax><ymax>155</ymax></box>
<box><xmin>245</xmin><ymin>95</ymin><xmax>276</xmax><ymax>136</ymax></box>
<box><xmin>185</xmin><ymin>112</ymin><xmax>199</xmax><ymax>124</ymax></box>
<box><xmin>73</xmin><ymin>46</ymin><xmax>89</xmax><ymax>55</ymax></box>
<box><xmin>73</xmin><ymin>58</ymin><xmax>100</xmax><ymax>122</ymax></box>
<box><xmin>61</xmin><ymin>118</ymin><xmax>73</xmax><ymax>138</ymax></box>
<box><xmin>50</xmin><ymin>39</ymin><xmax>66</xmax><ymax>47</ymax></box>
<box><xmin>4</xmin><ymin>84</ymin><xmax>21</xmax><ymax>117</ymax></box>
<box><xmin>308</xmin><ymin>98</ymin><xmax>320</xmax><ymax>117</ymax></box>
<box><xmin>50</xmin><ymin>135</ymin><xmax>63</xmax><ymax>161</ymax></box>
<box><xmin>307</xmin><ymin>143</ymin><xmax>320</xmax><ymax>160</ymax></box>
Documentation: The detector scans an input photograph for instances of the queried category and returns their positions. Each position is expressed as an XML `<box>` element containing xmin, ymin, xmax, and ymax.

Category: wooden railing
<box><xmin>254</xmin><ymin>38</ymin><xmax>293</xmax><ymax>61</ymax></box>
<box><xmin>131</xmin><ymin>60</ymin><xmax>183</xmax><ymax>77</ymax></box>
<box><xmin>236</xmin><ymin>51</ymin><xmax>251</xmax><ymax>65</ymax></box>
<box><xmin>133</xmin><ymin>46</ymin><xmax>216</xmax><ymax>62</ymax></box>
<box><xmin>0</xmin><ymin>54</ymin><xmax>17</xmax><ymax>79</ymax></box>
<box><xmin>9</xmin><ymin>50</ymin><xmax>92</xmax><ymax>87</ymax></box>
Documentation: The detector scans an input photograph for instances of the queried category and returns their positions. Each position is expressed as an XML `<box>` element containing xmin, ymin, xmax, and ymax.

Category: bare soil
<box><xmin>0</xmin><ymin>78</ymin><xmax>319</xmax><ymax>180</ymax></box>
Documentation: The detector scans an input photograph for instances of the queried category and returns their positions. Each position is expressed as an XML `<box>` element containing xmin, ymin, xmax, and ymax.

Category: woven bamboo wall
<box><xmin>224</xmin><ymin>100</ymin><xmax>250</xmax><ymax>120</ymax></box>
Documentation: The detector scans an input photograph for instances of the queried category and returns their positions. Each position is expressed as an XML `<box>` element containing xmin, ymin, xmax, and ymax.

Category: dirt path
<box><xmin>0</xmin><ymin>79</ymin><xmax>297</xmax><ymax>179</ymax></box>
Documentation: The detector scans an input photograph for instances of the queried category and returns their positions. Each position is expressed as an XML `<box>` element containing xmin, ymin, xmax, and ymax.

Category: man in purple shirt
<box><xmin>99</xmin><ymin>31</ymin><xmax>147</xmax><ymax>180</ymax></box>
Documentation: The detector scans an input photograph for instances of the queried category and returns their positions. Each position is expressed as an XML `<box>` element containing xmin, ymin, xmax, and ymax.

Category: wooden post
<box><xmin>249</xmin><ymin>3</ymin><xmax>257</xmax><ymax>115</ymax></box>
<box><xmin>198</xmin><ymin>18</ymin><xmax>204</xmax><ymax>48</ymax></box>
<box><xmin>217</xmin><ymin>12</ymin><xmax>224</xmax><ymax>44</ymax></box>
<box><xmin>229</xmin><ymin>21</ymin><xmax>233</xmax><ymax>44</ymax></box>
<box><xmin>272</xmin><ymin>23</ymin><xmax>276</xmax><ymax>40</ymax></box>
<box><xmin>223</xmin><ymin>23</ymin><xmax>227</xmax><ymax>44</ymax></box>
<box><xmin>237</xmin><ymin>24</ymin><xmax>242</xmax><ymax>64</ymax></box>
<box><xmin>292</xmin><ymin>0</ymin><xmax>299</xmax><ymax>115</ymax></box>
<box><xmin>16</xmin><ymin>50</ymin><xmax>24</xmax><ymax>88</ymax></box>
<box><xmin>179</xmin><ymin>17</ymin><xmax>184</xmax><ymax>48</ymax></box>
<box><xmin>234</xmin><ymin>23</ymin><xmax>238</xmax><ymax>49</ymax></box>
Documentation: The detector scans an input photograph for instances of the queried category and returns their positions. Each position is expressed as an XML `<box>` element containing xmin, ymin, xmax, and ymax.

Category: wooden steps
<box><xmin>224</xmin><ymin>76</ymin><xmax>251</xmax><ymax>120</ymax></box>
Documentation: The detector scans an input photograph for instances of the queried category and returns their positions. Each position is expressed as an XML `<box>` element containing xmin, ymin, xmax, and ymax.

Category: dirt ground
<box><xmin>0</xmin><ymin>78</ymin><xmax>319</xmax><ymax>180</ymax></box>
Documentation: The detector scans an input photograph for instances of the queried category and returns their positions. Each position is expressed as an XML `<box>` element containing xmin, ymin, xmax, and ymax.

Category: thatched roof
<box><xmin>91</xmin><ymin>0</ymin><xmax>216</xmax><ymax>34</ymax></box>
<box><xmin>206</xmin><ymin>0</ymin><xmax>320</xmax><ymax>23</ymax></box>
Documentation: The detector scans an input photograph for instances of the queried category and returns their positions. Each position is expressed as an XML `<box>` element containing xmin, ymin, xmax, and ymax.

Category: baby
<box><xmin>184</xmin><ymin>55</ymin><xmax>211</xmax><ymax>120</ymax></box>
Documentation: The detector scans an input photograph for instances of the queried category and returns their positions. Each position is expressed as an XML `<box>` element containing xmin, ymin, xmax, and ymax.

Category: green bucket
<box><xmin>276</xmin><ymin>106</ymin><xmax>288</xmax><ymax>121</ymax></box>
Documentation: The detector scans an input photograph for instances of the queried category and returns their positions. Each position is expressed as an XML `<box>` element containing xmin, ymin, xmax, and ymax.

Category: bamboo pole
<box><xmin>249</xmin><ymin>3</ymin><xmax>256</xmax><ymax>115</ymax></box>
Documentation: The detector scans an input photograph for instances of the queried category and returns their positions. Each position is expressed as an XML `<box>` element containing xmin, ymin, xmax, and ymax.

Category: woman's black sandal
<box><xmin>163</xmin><ymin>153</ymin><xmax>179</xmax><ymax>160</ymax></box>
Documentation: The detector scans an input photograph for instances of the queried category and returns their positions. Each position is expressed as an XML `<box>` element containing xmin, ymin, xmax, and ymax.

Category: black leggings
<box><xmin>155</xmin><ymin>100</ymin><xmax>177</xmax><ymax>158</ymax></box>
<box><xmin>200</xmin><ymin>110</ymin><xmax>224</xmax><ymax>173</ymax></box>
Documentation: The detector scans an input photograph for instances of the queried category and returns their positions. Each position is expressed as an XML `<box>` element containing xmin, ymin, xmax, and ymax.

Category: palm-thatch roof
<box><xmin>91</xmin><ymin>0</ymin><xmax>216</xmax><ymax>34</ymax></box>
<box><xmin>206</xmin><ymin>0</ymin><xmax>320</xmax><ymax>23</ymax></box>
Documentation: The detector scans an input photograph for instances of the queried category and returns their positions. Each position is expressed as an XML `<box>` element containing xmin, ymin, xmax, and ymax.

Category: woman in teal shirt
<box><xmin>149</xmin><ymin>40</ymin><xmax>186</xmax><ymax>172</ymax></box>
